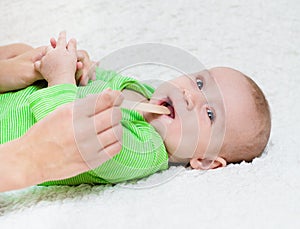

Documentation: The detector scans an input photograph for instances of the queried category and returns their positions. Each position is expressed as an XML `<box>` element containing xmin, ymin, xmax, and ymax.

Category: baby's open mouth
<box><xmin>160</xmin><ymin>98</ymin><xmax>175</xmax><ymax>119</ymax></box>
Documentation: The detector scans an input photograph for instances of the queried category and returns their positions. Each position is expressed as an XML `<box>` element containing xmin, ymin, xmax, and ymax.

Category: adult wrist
<box><xmin>0</xmin><ymin>59</ymin><xmax>16</xmax><ymax>93</ymax></box>
<box><xmin>17</xmin><ymin>134</ymin><xmax>47</xmax><ymax>186</ymax></box>
<box><xmin>0</xmin><ymin>137</ymin><xmax>41</xmax><ymax>192</ymax></box>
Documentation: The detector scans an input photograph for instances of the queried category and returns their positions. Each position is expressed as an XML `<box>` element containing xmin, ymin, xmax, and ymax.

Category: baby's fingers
<box><xmin>56</xmin><ymin>31</ymin><xmax>67</xmax><ymax>47</ymax></box>
<box><xmin>67</xmin><ymin>38</ymin><xmax>77</xmax><ymax>55</ymax></box>
<box><xmin>50</xmin><ymin>37</ymin><xmax>57</xmax><ymax>48</ymax></box>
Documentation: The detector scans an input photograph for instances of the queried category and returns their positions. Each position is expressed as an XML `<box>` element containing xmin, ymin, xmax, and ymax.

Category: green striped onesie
<box><xmin>0</xmin><ymin>68</ymin><xmax>168</xmax><ymax>185</ymax></box>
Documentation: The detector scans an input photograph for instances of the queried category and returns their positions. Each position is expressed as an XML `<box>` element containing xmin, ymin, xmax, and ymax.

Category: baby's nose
<box><xmin>183</xmin><ymin>88</ymin><xmax>207</xmax><ymax>111</ymax></box>
<box><xmin>183</xmin><ymin>89</ymin><xmax>194</xmax><ymax>110</ymax></box>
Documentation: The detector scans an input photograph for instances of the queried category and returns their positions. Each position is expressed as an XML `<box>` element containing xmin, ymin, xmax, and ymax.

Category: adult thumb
<box><xmin>32</xmin><ymin>46</ymin><xmax>47</xmax><ymax>62</ymax></box>
<box><xmin>34</xmin><ymin>61</ymin><xmax>41</xmax><ymax>72</ymax></box>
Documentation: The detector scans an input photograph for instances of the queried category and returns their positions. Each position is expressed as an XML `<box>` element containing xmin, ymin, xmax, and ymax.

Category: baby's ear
<box><xmin>190</xmin><ymin>157</ymin><xmax>227</xmax><ymax>170</ymax></box>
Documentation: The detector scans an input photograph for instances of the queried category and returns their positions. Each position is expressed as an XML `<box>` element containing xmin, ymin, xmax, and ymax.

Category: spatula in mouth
<box><xmin>121</xmin><ymin>100</ymin><xmax>170</xmax><ymax>115</ymax></box>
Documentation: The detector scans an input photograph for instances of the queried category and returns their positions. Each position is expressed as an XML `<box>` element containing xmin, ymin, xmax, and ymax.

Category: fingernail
<box><xmin>114</xmin><ymin>92</ymin><xmax>124</xmax><ymax>106</ymax></box>
<box><xmin>103</xmin><ymin>88</ymin><xmax>112</xmax><ymax>93</ymax></box>
<box><xmin>34</xmin><ymin>61</ymin><xmax>41</xmax><ymax>69</ymax></box>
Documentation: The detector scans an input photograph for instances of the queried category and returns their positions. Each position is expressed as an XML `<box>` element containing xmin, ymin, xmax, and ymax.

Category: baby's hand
<box><xmin>34</xmin><ymin>31</ymin><xmax>77</xmax><ymax>86</ymax></box>
<box><xmin>50</xmin><ymin>38</ymin><xmax>97</xmax><ymax>86</ymax></box>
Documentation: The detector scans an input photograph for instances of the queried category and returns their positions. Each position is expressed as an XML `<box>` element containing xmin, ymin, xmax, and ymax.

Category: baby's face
<box><xmin>144</xmin><ymin>67</ymin><xmax>255</xmax><ymax>165</ymax></box>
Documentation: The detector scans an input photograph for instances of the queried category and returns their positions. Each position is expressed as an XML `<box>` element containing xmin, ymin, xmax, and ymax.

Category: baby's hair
<box><xmin>222</xmin><ymin>73</ymin><xmax>271</xmax><ymax>163</ymax></box>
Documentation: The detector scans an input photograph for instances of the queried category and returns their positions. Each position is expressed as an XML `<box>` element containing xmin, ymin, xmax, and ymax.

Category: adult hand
<box><xmin>76</xmin><ymin>50</ymin><xmax>98</xmax><ymax>86</ymax></box>
<box><xmin>0</xmin><ymin>46</ymin><xmax>46</xmax><ymax>93</ymax></box>
<box><xmin>0</xmin><ymin>43</ymin><xmax>34</xmax><ymax>60</ymax></box>
<box><xmin>0</xmin><ymin>89</ymin><xmax>123</xmax><ymax>191</ymax></box>
<box><xmin>26</xmin><ymin>89</ymin><xmax>123</xmax><ymax>181</ymax></box>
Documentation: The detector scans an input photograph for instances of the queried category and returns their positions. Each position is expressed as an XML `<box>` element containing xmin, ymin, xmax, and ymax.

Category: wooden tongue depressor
<box><xmin>121</xmin><ymin>100</ymin><xmax>170</xmax><ymax>115</ymax></box>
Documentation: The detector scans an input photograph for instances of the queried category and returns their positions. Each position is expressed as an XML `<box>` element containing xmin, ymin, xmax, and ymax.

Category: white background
<box><xmin>0</xmin><ymin>0</ymin><xmax>299</xmax><ymax>228</ymax></box>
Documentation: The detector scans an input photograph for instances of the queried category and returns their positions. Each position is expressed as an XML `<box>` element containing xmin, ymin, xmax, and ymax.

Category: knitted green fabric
<box><xmin>0</xmin><ymin>68</ymin><xmax>168</xmax><ymax>185</ymax></box>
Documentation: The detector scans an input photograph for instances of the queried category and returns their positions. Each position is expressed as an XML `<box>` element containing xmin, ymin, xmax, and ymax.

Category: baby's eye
<box><xmin>196</xmin><ymin>79</ymin><xmax>203</xmax><ymax>90</ymax></box>
<box><xmin>207</xmin><ymin>108</ymin><xmax>215</xmax><ymax>122</ymax></box>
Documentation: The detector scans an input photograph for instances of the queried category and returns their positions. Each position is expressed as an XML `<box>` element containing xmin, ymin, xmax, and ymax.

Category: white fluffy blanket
<box><xmin>0</xmin><ymin>0</ymin><xmax>299</xmax><ymax>228</ymax></box>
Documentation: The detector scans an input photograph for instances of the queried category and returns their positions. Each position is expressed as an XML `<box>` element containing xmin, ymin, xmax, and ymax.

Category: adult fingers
<box><xmin>56</xmin><ymin>31</ymin><xmax>67</xmax><ymax>47</ymax></box>
<box><xmin>93</xmin><ymin>90</ymin><xmax>124</xmax><ymax>115</ymax></box>
<box><xmin>75</xmin><ymin>63</ymin><xmax>84</xmax><ymax>85</ymax></box>
<box><xmin>77</xmin><ymin>52</ymin><xmax>84</xmax><ymax>62</ymax></box>
<box><xmin>97</xmin><ymin>124</ymin><xmax>123</xmax><ymax>150</ymax></box>
<box><xmin>76</xmin><ymin>61</ymin><xmax>83</xmax><ymax>70</ymax></box>
<box><xmin>34</xmin><ymin>60</ymin><xmax>41</xmax><ymax>72</ymax></box>
<box><xmin>99</xmin><ymin>141</ymin><xmax>122</xmax><ymax>162</ymax></box>
<box><xmin>31</xmin><ymin>46</ymin><xmax>47</xmax><ymax>62</ymax></box>
<box><xmin>88</xmin><ymin>61</ymin><xmax>99</xmax><ymax>81</ymax></box>
<box><xmin>74</xmin><ymin>90</ymin><xmax>123</xmax><ymax>117</ymax></box>
<box><xmin>89</xmin><ymin>62</ymin><xmax>98</xmax><ymax>81</ymax></box>
<box><xmin>86</xmin><ymin>140</ymin><xmax>122</xmax><ymax>169</ymax></box>
<box><xmin>34</xmin><ymin>44</ymin><xmax>54</xmax><ymax>72</ymax></box>
<box><xmin>78</xmin><ymin>75</ymin><xmax>89</xmax><ymax>86</ymax></box>
<box><xmin>73</xmin><ymin>122</ymin><xmax>122</xmax><ymax>169</ymax></box>
<box><xmin>93</xmin><ymin>107</ymin><xmax>122</xmax><ymax>134</ymax></box>
<box><xmin>101</xmin><ymin>140</ymin><xmax>122</xmax><ymax>159</ymax></box>
<box><xmin>78</xmin><ymin>50</ymin><xmax>89</xmax><ymax>60</ymax></box>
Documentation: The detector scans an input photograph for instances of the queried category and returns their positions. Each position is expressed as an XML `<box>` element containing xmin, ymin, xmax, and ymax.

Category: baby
<box><xmin>0</xmin><ymin>32</ymin><xmax>271</xmax><ymax>185</ymax></box>
<box><xmin>145</xmin><ymin>67</ymin><xmax>271</xmax><ymax>167</ymax></box>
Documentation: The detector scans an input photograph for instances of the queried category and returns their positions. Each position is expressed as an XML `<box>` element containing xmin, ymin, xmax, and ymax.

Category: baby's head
<box><xmin>145</xmin><ymin>67</ymin><xmax>271</xmax><ymax>169</ymax></box>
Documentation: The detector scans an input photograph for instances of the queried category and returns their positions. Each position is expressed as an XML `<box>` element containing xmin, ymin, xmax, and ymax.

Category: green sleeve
<box><xmin>27</xmin><ymin>84</ymin><xmax>78</xmax><ymax>121</ymax></box>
